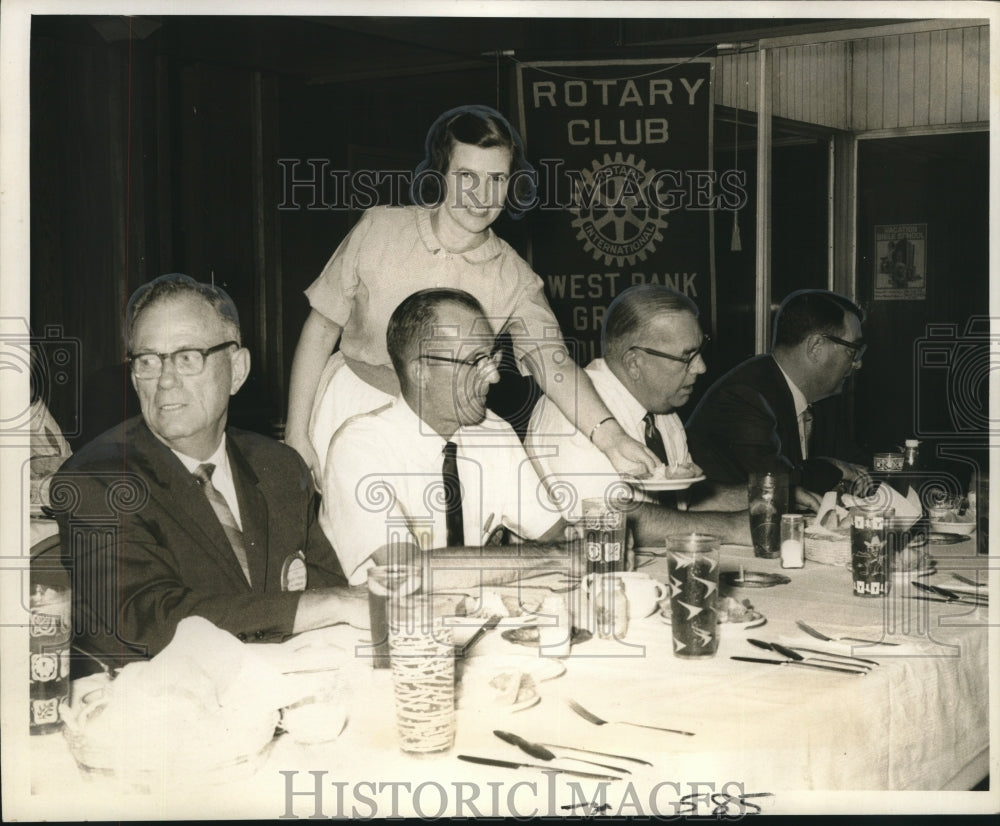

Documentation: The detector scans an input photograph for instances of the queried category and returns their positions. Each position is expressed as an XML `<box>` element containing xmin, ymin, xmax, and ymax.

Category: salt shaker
<box><xmin>902</xmin><ymin>439</ymin><xmax>921</xmax><ymax>470</ymax></box>
<box><xmin>780</xmin><ymin>514</ymin><xmax>805</xmax><ymax>568</ymax></box>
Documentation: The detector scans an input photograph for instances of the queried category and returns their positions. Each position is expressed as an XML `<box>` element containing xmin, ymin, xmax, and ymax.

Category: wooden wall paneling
<box><xmin>962</xmin><ymin>27</ymin><xmax>981</xmax><ymax>122</ymax></box>
<box><xmin>913</xmin><ymin>31</ymin><xmax>931</xmax><ymax>127</ymax></box>
<box><xmin>928</xmin><ymin>30</ymin><xmax>948</xmax><ymax>124</ymax></box>
<box><xmin>945</xmin><ymin>28</ymin><xmax>964</xmax><ymax>124</ymax></box>
<box><xmin>883</xmin><ymin>35</ymin><xmax>900</xmax><ymax>128</ymax></box>
<box><xmin>979</xmin><ymin>26</ymin><xmax>989</xmax><ymax>122</ymax></box>
<box><xmin>852</xmin><ymin>40</ymin><xmax>867</xmax><ymax>131</ymax></box>
<box><xmin>897</xmin><ymin>34</ymin><xmax>915</xmax><ymax>128</ymax></box>
<box><xmin>866</xmin><ymin>37</ymin><xmax>884</xmax><ymax>131</ymax></box>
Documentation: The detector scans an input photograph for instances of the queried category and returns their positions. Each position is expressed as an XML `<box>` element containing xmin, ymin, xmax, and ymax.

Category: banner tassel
<box><xmin>730</xmin><ymin>213</ymin><xmax>742</xmax><ymax>252</ymax></box>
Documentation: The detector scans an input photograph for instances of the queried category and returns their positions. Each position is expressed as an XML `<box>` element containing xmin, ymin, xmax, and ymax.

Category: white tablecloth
<box><xmin>20</xmin><ymin>539</ymin><xmax>994</xmax><ymax>818</ymax></box>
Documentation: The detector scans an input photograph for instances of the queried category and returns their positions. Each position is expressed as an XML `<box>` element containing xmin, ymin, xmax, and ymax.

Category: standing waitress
<box><xmin>285</xmin><ymin>105</ymin><xmax>657</xmax><ymax>488</ymax></box>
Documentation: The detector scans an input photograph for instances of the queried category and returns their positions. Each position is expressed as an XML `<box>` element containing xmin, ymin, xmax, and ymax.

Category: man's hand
<box><xmin>821</xmin><ymin>457</ymin><xmax>867</xmax><ymax>483</ymax></box>
<box><xmin>592</xmin><ymin>420</ymin><xmax>658</xmax><ymax>476</ymax></box>
<box><xmin>794</xmin><ymin>486</ymin><xmax>823</xmax><ymax>513</ymax></box>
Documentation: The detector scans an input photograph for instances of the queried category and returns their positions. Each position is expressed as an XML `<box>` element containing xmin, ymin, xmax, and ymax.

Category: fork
<box><xmin>567</xmin><ymin>699</ymin><xmax>695</xmax><ymax>736</ymax></box>
<box><xmin>795</xmin><ymin>620</ymin><xmax>900</xmax><ymax>646</ymax></box>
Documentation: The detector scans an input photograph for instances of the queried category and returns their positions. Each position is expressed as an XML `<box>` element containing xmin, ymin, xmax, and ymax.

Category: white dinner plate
<box><xmin>626</xmin><ymin>474</ymin><xmax>706</xmax><ymax>492</ymax></box>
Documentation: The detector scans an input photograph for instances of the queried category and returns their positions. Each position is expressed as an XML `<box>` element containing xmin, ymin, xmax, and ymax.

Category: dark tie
<box><xmin>193</xmin><ymin>463</ymin><xmax>252</xmax><ymax>585</ymax></box>
<box><xmin>800</xmin><ymin>405</ymin><xmax>815</xmax><ymax>460</ymax></box>
<box><xmin>442</xmin><ymin>441</ymin><xmax>464</xmax><ymax>547</ymax></box>
<box><xmin>642</xmin><ymin>412</ymin><xmax>676</xmax><ymax>507</ymax></box>
<box><xmin>642</xmin><ymin>412</ymin><xmax>669</xmax><ymax>465</ymax></box>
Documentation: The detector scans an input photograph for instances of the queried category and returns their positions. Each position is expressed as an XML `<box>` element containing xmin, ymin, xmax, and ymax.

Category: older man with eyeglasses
<box><xmin>686</xmin><ymin>288</ymin><xmax>869</xmax><ymax>497</ymax></box>
<box><xmin>525</xmin><ymin>284</ymin><xmax>752</xmax><ymax>543</ymax></box>
<box><xmin>321</xmin><ymin>287</ymin><xmax>571</xmax><ymax>586</ymax></box>
<box><xmin>52</xmin><ymin>273</ymin><xmax>365</xmax><ymax>675</ymax></box>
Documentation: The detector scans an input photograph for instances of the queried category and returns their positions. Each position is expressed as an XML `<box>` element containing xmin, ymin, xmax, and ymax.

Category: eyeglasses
<box><xmin>419</xmin><ymin>344</ymin><xmax>503</xmax><ymax>372</ymax></box>
<box><xmin>821</xmin><ymin>333</ymin><xmax>867</xmax><ymax>363</ymax></box>
<box><xmin>128</xmin><ymin>341</ymin><xmax>238</xmax><ymax>379</ymax></box>
<box><xmin>627</xmin><ymin>334</ymin><xmax>711</xmax><ymax>369</ymax></box>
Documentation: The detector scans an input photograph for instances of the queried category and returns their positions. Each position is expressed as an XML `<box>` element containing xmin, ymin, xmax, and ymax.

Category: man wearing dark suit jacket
<box><xmin>54</xmin><ymin>274</ymin><xmax>363</xmax><ymax>674</ymax></box>
<box><xmin>685</xmin><ymin>289</ymin><xmax>868</xmax><ymax>495</ymax></box>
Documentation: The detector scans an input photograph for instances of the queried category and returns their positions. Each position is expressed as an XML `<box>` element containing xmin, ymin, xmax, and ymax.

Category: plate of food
<box><xmin>626</xmin><ymin>463</ymin><xmax>705</xmax><ymax>492</ymax></box>
<box><xmin>659</xmin><ymin>596</ymin><xmax>766</xmax><ymax>630</ymax></box>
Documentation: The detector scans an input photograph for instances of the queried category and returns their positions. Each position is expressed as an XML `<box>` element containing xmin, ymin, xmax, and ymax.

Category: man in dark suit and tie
<box><xmin>685</xmin><ymin>289</ymin><xmax>869</xmax><ymax>496</ymax></box>
<box><xmin>54</xmin><ymin>274</ymin><xmax>364</xmax><ymax>674</ymax></box>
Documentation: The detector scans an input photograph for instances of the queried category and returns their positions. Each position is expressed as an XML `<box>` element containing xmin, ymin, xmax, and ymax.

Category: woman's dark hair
<box><xmin>409</xmin><ymin>105</ymin><xmax>537</xmax><ymax>219</ymax></box>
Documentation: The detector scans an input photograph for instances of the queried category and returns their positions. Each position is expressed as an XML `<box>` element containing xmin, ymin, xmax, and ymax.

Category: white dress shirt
<box><xmin>171</xmin><ymin>435</ymin><xmax>243</xmax><ymax>529</ymax></box>
<box><xmin>525</xmin><ymin>358</ymin><xmax>693</xmax><ymax>507</ymax></box>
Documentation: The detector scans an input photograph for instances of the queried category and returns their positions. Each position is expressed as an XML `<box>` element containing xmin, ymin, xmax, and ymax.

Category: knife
<box><xmin>747</xmin><ymin>639</ymin><xmax>877</xmax><ymax>668</ymax></box>
<box><xmin>912</xmin><ymin>580</ymin><xmax>987</xmax><ymax>603</ymax></box>
<box><xmin>493</xmin><ymin>731</ymin><xmax>630</xmax><ymax>774</ymax></box>
<box><xmin>731</xmin><ymin>656</ymin><xmax>867</xmax><ymax>675</ymax></box>
<box><xmin>457</xmin><ymin>615</ymin><xmax>502</xmax><ymax>658</ymax></box>
<box><xmin>910</xmin><ymin>595</ymin><xmax>986</xmax><ymax>607</ymax></box>
<box><xmin>457</xmin><ymin>754</ymin><xmax>623</xmax><ymax>781</ymax></box>
<box><xmin>534</xmin><ymin>741</ymin><xmax>653</xmax><ymax>767</ymax></box>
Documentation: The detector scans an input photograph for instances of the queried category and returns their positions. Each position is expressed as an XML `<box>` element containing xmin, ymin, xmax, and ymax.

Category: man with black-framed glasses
<box><xmin>53</xmin><ymin>274</ymin><xmax>363</xmax><ymax>675</ymax></box>
<box><xmin>686</xmin><ymin>288</ymin><xmax>869</xmax><ymax>497</ymax></box>
<box><xmin>525</xmin><ymin>285</ymin><xmax>753</xmax><ymax>544</ymax></box>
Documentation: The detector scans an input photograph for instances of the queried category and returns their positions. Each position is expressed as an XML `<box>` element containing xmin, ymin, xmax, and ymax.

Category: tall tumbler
<box><xmin>29</xmin><ymin>571</ymin><xmax>71</xmax><ymax>734</ymax></box>
<box><xmin>850</xmin><ymin>507</ymin><xmax>894</xmax><ymax>597</ymax></box>
<box><xmin>366</xmin><ymin>565</ymin><xmax>420</xmax><ymax>669</ymax></box>
<box><xmin>388</xmin><ymin>596</ymin><xmax>456</xmax><ymax>754</ymax></box>
<box><xmin>747</xmin><ymin>472</ymin><xmax>789</xmax><ymax>559</ymax></box>
<box><xmin>581</xmin><ymin>497</ymin><xmax>627</xmax><ymax>575</ymax></box>
<box><xmin>665</xmin><ymin>533</ymin><xmax>720</xmax><ymax>659</ymax></box>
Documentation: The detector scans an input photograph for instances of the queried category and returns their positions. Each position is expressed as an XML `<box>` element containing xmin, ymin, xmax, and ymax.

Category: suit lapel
<box><xmin>131</xmin><ymin>423</ymin><xmax>253</xmax><ymax>589</ymax></box>
<box><xmin>764</xmin><ymin>357</ymin><xmax>803</xmax><ymax>465</ymax></box>
<box><xmin>228</xmin><ymin>434</ymin><xmax>270</xmax><ymax>592</ymax></box>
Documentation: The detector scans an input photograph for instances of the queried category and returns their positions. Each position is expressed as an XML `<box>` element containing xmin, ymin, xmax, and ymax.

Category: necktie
<box><xmin>642</xmin><ymin>412</ymin><xmax>669</xmax><ymax>465</ymax></box>
<box><xmin>193</xmin><ymin>463</ymin><xmax>251</xmax><ymax>585</ymax></box>
<box><xmin>442</xmin><ymin>441</ymin><xmax>464</xmax><ymax>547</ymax></box>
<box><xmin>800</xmin><ymin>405</ymin><xmax>814</xmax><ymax>460</ymax></box>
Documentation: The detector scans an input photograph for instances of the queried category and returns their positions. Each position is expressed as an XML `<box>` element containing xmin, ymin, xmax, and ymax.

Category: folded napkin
<box><xmin>842</xmin><ymin>483</ymin><xmax>922</xmax><ymax>531</ymax></box>
<box><xmin>64</xmin><ymin>617</ymin><xmax>349</xmax><ymax>780</ymax></box>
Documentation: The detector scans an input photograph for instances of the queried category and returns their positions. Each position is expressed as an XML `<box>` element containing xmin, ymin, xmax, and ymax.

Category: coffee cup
<box><xmin>584</xmin><ymin>572</ymin><xmax>667</xmax><ymax>620</ymax></box>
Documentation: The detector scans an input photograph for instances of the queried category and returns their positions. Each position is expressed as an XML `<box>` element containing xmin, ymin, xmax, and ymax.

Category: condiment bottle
<box><xmin>594</xmin><ymin>577</ymin><xmax>628</xmax><ymax>640</ymax></box>
<box><xmin>780</xmin><ymin>514</ymin><xmax>805</xmax><ymax>568</ymax></box>
<box><xmin>903</xmin><ymin>439</ymin><xmax>921</xmax><ymax>470</ymax></box>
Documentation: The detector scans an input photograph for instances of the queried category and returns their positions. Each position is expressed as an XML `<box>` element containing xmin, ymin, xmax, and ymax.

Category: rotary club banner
<box><xmin>516</xmin><ymin>59</ymin><xmax>719</xmax><ymax>363</ymax></box>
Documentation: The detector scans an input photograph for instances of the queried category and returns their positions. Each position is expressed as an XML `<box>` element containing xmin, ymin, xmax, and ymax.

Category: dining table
<box><xmin>19</xmin><ymin>532</ymin><xmax>993</xmax><ymax>819</ymax></box>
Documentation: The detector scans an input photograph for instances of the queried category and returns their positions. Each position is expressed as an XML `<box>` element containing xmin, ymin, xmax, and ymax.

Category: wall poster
<box><xmin>874</xmin><ymin>223</ymin><xmax>927</xmax><ymax>300</ymax></box>
<box><xmin>516</xmin><ymin>59</ymin><xmax>720</xmax><ymax>365</ymax></box>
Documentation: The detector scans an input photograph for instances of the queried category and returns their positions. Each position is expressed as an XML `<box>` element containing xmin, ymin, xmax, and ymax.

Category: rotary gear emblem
<box><xmin>569</xmin><ymin>152</ymin><xmax>669</xmax><ymax>267</ymax></box>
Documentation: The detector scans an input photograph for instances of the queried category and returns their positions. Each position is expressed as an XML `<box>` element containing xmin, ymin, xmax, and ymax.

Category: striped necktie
<box><xmin>193</xmin><ymin>463</ymin><xmax>251</xmax><ymax>585</ymax></box>
<box><xmin>442</xmin><ymin>441</ymin><xmax>464</xmax><ymax>547</ymax></box>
